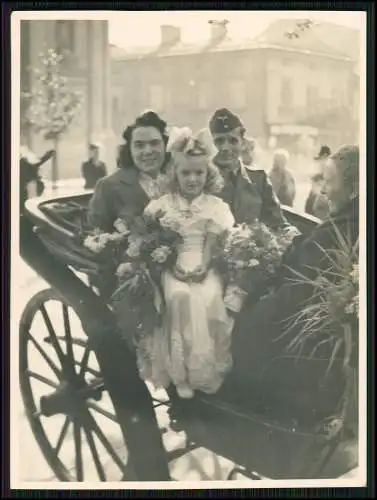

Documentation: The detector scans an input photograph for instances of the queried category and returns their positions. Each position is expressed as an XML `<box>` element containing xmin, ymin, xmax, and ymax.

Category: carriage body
<box><xmin>18</xmin><ymin>191</ymin><xmax>358</xmax><ymax>482</ymax></box>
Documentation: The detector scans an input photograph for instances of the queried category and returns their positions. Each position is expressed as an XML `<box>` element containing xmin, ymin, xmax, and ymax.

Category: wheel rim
<box><xmin>19</xmin><ymin>288</ymin><xmax>135</xmax><ymax>482</ymax></box>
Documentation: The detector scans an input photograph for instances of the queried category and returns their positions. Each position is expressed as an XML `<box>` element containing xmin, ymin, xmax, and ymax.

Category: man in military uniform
<box><xmin>209</xmin><ymin>108</ymin><xmax>290</xmax><ymax>230</ymax></box>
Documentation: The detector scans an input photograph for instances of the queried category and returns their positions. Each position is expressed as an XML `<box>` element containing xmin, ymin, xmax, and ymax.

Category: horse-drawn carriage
<box><xmin>19</xmin><ymin>191</ymin><xmax>358</xmax><ymax>482</ymax></box>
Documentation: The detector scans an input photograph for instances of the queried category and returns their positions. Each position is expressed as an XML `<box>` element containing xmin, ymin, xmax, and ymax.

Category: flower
<box><xmin>350</xmin><ymin>264</ymin><xmax>359</xmax><ymax>284</ymax></box>
<box><xmin>116</xmin><ymin>262</ymin><xmax>135</xmax><ymax>277</ymax></box>
<box><xmin>108</xmin><ymin>232</ymin><xmax>126</xmax><ymax>242</ymax></box>
<box><xmin>159</xmin><ymin>215</ymin><xmax>180</xmax><ymax>232</ymax></box>
<box><xmin>127</xmin><ymin>241</ymin><xmax>142</xmax><ymax>258</ymax></box>
<box><xmin>114</xmin><ymin>218</ymin><xmax>130</xmax><ymax>235</ymax></box>
<box><xmin>128</xmin><ymin>234</ymin><xmax>144</xmax><ymax>246</ymax></box>
<box><xmin>281</xmin><ymin>226</ymin><xmax>301</xmax><ymax>240</ymax></box>
<box><xmin>233</xmin><ymin>260</ymin><xmax>245</xmax><ymax>270</ymax></box>
<box><xmin>151</xmin><ymin>245</ymin><xmax>171</xmax><ymax>264</ymax></box>
<box><xmin>344</xmin><ymin>302</ymin><xmax>356</xmax><ymax>315</ymax></box>
<box><xmin>83</xmin><ymin>233</ymin><xmax>110</xmax><ymax>253</ymax></box>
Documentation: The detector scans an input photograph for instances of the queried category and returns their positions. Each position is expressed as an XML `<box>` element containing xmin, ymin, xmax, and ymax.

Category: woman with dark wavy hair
<box><xmin>87</xmin><ymin>110</ymin><xmax>171</xmax><ymax>232</ymax></box>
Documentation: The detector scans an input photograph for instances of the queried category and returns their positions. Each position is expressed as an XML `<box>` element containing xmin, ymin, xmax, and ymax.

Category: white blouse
<box><xmin>138</xmin><ymin>172</ymin><xmax>168</xmax><ymax>200</ymax></box>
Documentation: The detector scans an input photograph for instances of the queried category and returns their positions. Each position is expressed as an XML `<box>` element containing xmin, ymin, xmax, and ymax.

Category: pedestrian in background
<box><xmin>241</xmin><ymin>136</ymin><xmax>256</xmax><ymax>166</ymax></box>
<box><xmin>305</xmin><ymin>145</ymin><xmax>331</xmax><ymax>219</ymax></box>
<box><xmin>268</xmin><ymin>148</ymin><xmax>296</xmax><ymax>207</ymax></box>
<box><xmin>20</xmin><ymin>143</ymin><xmax>55</xmax><ymax>214</ymax></box>
<box><xmin>81</xmin><ymin>142</ymin><xmax>108</xmax><ymax>190</ymax></box>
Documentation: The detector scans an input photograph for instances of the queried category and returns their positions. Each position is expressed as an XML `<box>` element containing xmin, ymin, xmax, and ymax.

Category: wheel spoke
<box><xmin>73</xmin><ymin>419</ymin><xmax>84</xmax><ymax>481</ymax></box>
<box><xmin>55</xmin><ymin>416</ymin><xmax>70</xmax><ymax>456</ymax></box>
<box><xmin>87</xmin><ymin>411</ymin><xmax>126</xmax><ymax>471</ymax></box>
<box><xmin>83</xmin><ymin>426</ymin><xmax>107</xmax><ymax>481</ymax></box>
<box><xmin>79</xmin><ymin>346</ymin><xmax>91</xmax><ymax>377</ymax></box>
<box><xmin>88</xmin><ymin>402</ymin><xmax>117</xmax><ymax>423</ymax></box>
<box><xmin>62</xmin><ymin>304</ymin><xmax>76</xmax><ymax>376</ymax></box>
<box><xmin>40</xmin><ymin>305</ymin><xmax>66</xmax><ymax>367</ymax></box>
<box><xmin>75</xmin><ymin>360</ymin><xmax>101</xmax><ymax>378</ymax></box>
<box><xmin>28</xmin><ymin>333</ymin><xmax>61</xmax><ymax>379</ymax></box>
<box><xmin>27</xmin><ymin>370</ymin><xmax>59</xmax><ymax>389</ymax></box>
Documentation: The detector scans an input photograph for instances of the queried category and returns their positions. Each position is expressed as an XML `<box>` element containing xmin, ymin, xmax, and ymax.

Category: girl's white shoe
<box><xmin>176</xmin><ymin>384</ymin><xmax>194</xmax><ymax>399</ymax></box>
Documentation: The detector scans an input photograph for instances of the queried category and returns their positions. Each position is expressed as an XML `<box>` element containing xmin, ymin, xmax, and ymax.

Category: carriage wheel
<box><xmin>19</xmin><ymin>287</ymin><xmax>137</xmax><ymax>482</ymax></box>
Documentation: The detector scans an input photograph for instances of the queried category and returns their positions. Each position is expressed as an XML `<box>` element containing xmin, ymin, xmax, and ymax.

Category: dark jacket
<box><xmin>215</xmin><ymin>161</ymin><xmax>290</xmax><ymax>230</ymax></box>
<box><xmin>305</xmin><ymin>190</ymin><xmax>330</xmax><ymax>220</ymax></box>
<box><xmin>81</xmin><ymin>160</ymin><xmax>107</xmax><ymax>190</ymax></box>
<box><xmin>19</xmin><ymin>149</ymin><xmax>54</xmax><ymax>214</ymax></box>
<box><xmin>227</xmin><ymin>196</ymin><xmax>359</xmax><ymax>422</ymax></box>
<box><xmin>87</xmin><ymin>167</ymin><xmax>151</xmax><ymax>232</ymax></box>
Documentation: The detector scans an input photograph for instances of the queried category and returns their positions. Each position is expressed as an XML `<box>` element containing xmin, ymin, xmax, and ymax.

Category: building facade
<box><xmin>111</xmin><ymin>20</ymin><xmax>360</xmax><ymax>154</ymax></box>
<box><xmin>20</xmin><ymin>19</ymin><xmax>115</xmax><ymax>181</ymax></box>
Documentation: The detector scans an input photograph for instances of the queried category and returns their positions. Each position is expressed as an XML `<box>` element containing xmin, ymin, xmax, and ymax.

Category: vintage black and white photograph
<box><xmin>11</xmin><ymin>9</ymin><xmax>366</xmax><ymax>488</ymax></box>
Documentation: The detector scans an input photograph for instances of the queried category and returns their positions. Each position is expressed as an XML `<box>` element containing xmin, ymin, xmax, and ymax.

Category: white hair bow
<box><xmin>166</xmin><ymin>126</ymin><xmax>194</xmax><ymax>154</ymax></box>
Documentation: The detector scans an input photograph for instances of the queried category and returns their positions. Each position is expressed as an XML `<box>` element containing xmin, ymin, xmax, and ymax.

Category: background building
<box><xmin>111</xmin><ymin>19</ymin><xmax>360</xmax><ymax>154</ymax></box>
<box><xmin>20</xmin><ymin>20</ymin><xmax>114</xmax><ymax>180</ymax></box>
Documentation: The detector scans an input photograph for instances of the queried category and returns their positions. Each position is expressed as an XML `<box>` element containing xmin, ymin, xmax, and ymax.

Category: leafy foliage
<box><xmin>280</xmin><ymin>221</ymin><xmax>359</xmax><ymax>435</ymax></box>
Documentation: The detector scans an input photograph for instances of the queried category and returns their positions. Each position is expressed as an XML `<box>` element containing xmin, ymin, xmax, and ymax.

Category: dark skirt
<box><xmin>225</xmin><ymin>289</ymin><xmax>347</xmax><ymax>426</ymax></box>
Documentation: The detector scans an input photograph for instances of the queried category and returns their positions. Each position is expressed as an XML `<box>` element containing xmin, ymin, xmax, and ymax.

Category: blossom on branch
<box><xmin>21</xmin><ymin>48</ymin><xmax>83</xmax><ymax>141</ymax></box>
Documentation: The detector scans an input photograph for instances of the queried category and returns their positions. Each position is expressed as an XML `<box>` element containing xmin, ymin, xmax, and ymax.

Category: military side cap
<box><xmin>209</xmin><ymin>108</ymin><xmax>244</xmax><ymax>134</ymax></box>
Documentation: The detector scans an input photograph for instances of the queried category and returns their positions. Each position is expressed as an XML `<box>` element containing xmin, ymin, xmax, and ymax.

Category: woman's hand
<box><xmin>173</xmin><ymin>264</ymin><xmax>191</xmax><ymax>282</ymax></box>
<box><xmin>190</xmin><ymin>264</ymin><xmax>209</xmax><ymax>283</ymax></box>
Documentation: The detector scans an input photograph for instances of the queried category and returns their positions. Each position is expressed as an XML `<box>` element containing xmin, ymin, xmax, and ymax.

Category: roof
<box><xmin>253</xmin><ymin>18</ymin><xmax>360</xmax><ymax>62</ymax></box>
<box><xmin>110</xmin><ymin>18</ymin><xmax>360</xmax><ymax>63</ymax></box>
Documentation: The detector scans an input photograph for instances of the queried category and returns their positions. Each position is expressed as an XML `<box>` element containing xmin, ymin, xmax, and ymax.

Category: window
<box><xmin>280</xmin><ymin>77</ymin><xmax>293</xmax><ymax>108</ymax></box>
<box><xmin>330</xmin><ymin>86</ymin><xmax>341</xmax><ymax>106</ymax></box>
<box><xmin>56</xmin><ymin>20</ymin><xmax>75</xmax><ymax>55</ymax></box>
<box><xmin>282</xmin><ymin>58</ymin><xmax>295</xmax><ymax>67</ymax></box>
<box><xmin>306</xmin><ymin>85</ymin><xmax>319</xmax><ymax>109</ymax></box>
<box><xmin>230</xmin><ymin>80</ymin><xmax>247</xmax><ymax>109</ymax></box>
<box><xmin>197</xmin><ymin>82</ymin><xmax>211</xmax><ymax>110</ymax></box>
<box><xmin>112</xmin><ymin>96</ymin><xmax>120</xmax><ymax>131</ymax></box>
<box><xmin>149</xmin><ymin>85</ymin><xmax>164</xmax><ymax>112</ymax></box>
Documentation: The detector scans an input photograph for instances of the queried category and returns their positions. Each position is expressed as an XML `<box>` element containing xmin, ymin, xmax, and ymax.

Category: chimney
<box><xmin>160</xmin><ymin>25</ymin><xmax>181</xmax><ymax>46</ymax></box>
<box><xmin>209</xmin><ymin>20</ymin><xmax>228</xmax><ymax>42</ymax></box>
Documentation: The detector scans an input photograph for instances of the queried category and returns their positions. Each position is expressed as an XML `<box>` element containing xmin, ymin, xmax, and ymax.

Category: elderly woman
<box><xmin>87</xmin><ymin>111</ymin><xmax>171</xmax><ymax>233</ymax></box>
<box><xmin>223</xmin><ymin>145</ymin><xmax>359</xmax><ymax>423</ymax></box>
<box><xmin>268</xmin><ymin>148</ymin><xmax>296</xmax><ymax>207</ymax></box>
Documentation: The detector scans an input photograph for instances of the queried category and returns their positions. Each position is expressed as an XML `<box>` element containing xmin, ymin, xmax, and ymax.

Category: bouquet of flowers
<box><xmin>109</xmin><ymin>210</ymin><xmax>183</xmax><ymax>345</ymax></box>
<box><xmin>213</xmin><ymin>222</ymin><xmax>301</xmax><ymax>313</ymax></box>
<box><xmin>81</xmin><ymin>220</ymin><xmax>130</xmax><ymax>292</ymax></box>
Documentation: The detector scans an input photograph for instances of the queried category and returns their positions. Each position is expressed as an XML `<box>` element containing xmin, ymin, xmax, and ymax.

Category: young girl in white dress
<box><xmin>136</xmin><ymin>128</ymin><xmax>235</xmax><ymax>399</ymax></box>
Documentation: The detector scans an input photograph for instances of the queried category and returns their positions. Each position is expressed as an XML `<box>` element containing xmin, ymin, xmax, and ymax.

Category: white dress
<box><xmin>136</xmin><ymin>193</ymin><xmax>235</xmax><ymax>394</ymax></box>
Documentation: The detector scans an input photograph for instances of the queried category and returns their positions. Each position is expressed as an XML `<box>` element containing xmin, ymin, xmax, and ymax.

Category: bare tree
<box><xmin>21</xmin><ymin>48</ymin><xmax>83</xmax><ymax>189</ymax></box>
